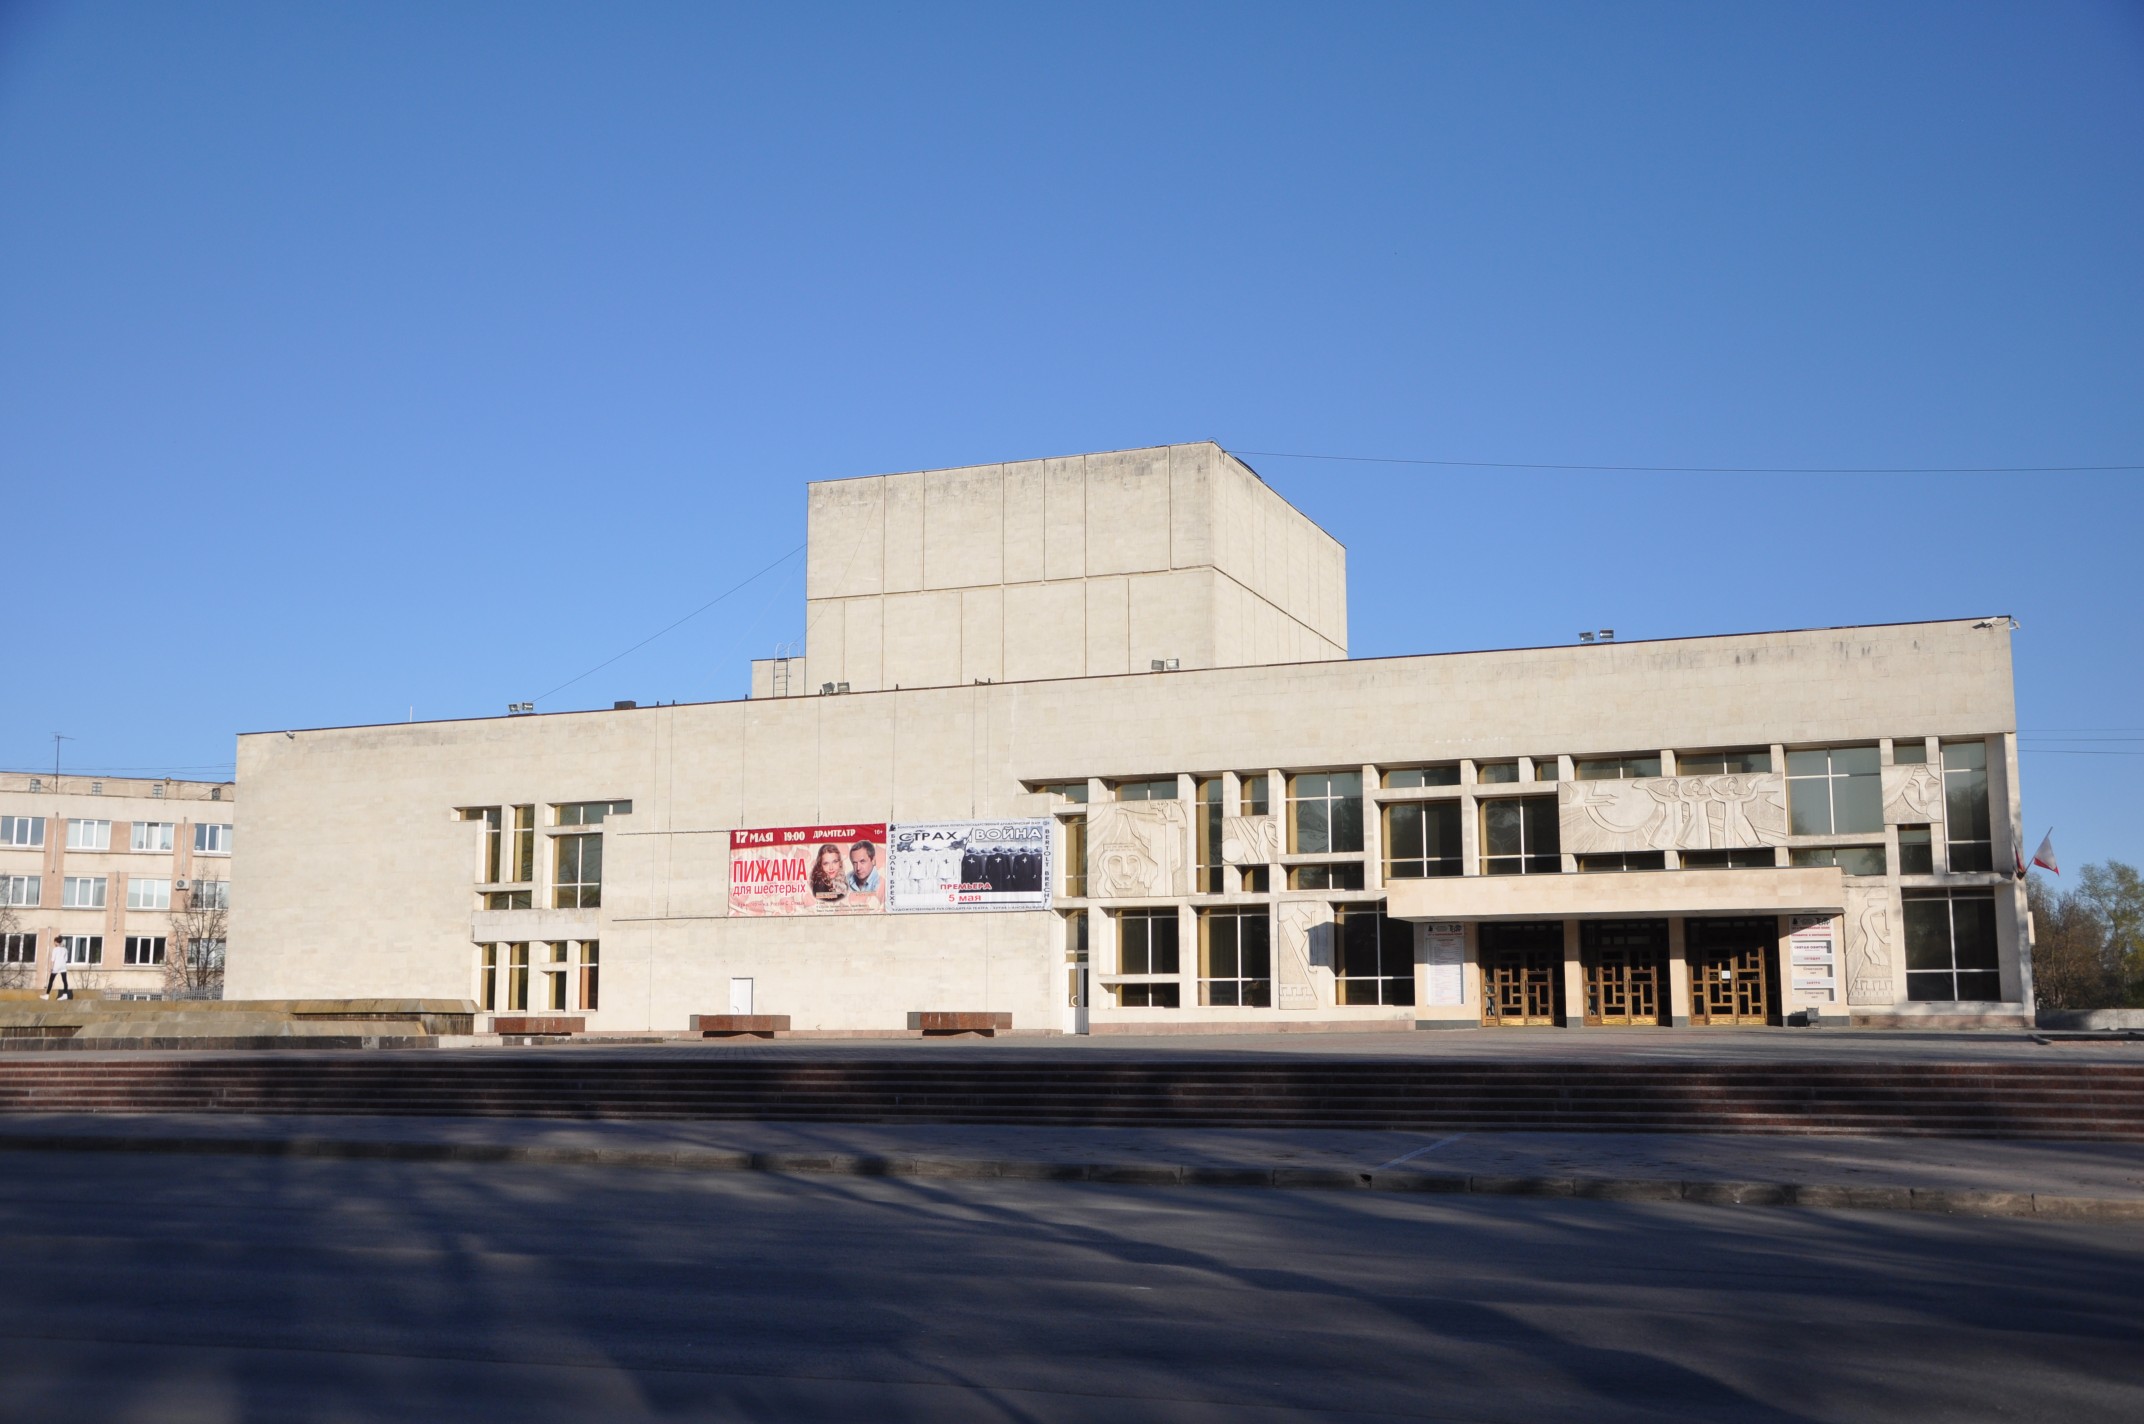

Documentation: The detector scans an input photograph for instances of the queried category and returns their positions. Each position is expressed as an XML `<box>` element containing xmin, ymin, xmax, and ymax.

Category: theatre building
<box><xmin>228</xmin><ymin>443</ymin><xmax>2034</xmax><ymax>1032</ymax></box>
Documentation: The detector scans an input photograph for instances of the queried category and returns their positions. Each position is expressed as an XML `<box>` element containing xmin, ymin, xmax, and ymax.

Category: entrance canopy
<box><xmin>1384</xmin><ymin>865</ymin><xmax>1846</xmax><ymax>922</ymax></box>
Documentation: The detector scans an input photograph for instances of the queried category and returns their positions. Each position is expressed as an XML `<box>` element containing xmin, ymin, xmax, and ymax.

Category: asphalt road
<box><xmin>0</xmin><ymin>1151</ymin><xmax>2139</xmax><ymax>1422</ymax></box>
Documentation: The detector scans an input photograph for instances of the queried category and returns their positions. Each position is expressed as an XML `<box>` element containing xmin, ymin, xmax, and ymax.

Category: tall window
<box><xmin>0</xmin><ymin>815</ymin><xmax>43</xmax><ymax>848</ymax></box>
<box><xmin>126</xmin><ymin>877</ymin><xmax>172</xmax><ymax>911</ymax></box>
<box><xmin>1335</xmin><ymin>905</ymin><xmax>1414</xmax><ymax>1005</ymax></box>
<box><xmin>553</xmin><ymin>834</ymin><xmax>602</xmax><ymax>908</ymax></box>
<box><xmin>1113</xmin><ymin>909</ymin><xmax>1179</xmax><ymax>1007</ymax></box>
<box><xmin>1481</xmin><ymin>797</ymin><xmax>1559</xmax><ymax>875</ymax></box>
<box><xmin>1898</xmin><ymin>827</ymin><xmax>1934</xmax><ymax>875</ymax></box>
<box><xmin>1194</xmin><ymin>777</ymin><xmax>1223</xmax><ymax>893</ymax></box>
<box><xmin>511</xmin><ymin>806</ymin><xmax>535</xmax><ymax>882</ymax></box>
<box><xmin>474</xmin><ymin>807</ymin><xmax>504</xmax><ymax>882</ymax></box>
<box><xmin>124</xmin><ymin>935</ymin><xmax>166</xmax><ymax>966</ymax></box>
<box><xmin>1198</xmin><ymin>907</ymin><xmax>1270</xmax><ymax>1006</ymax></box>
<box><xmin>1062</xmin><ymin>815</ymin><xmax>1088</xmax><ymax>897</ymax></box>
<box><xmin>1903</xmin><ymin>891</ymin><xmax>2000</xmax><ymax>1001</ymax></box>
<box><xmin>1786</xmin><ymin>746</ymin><xmax>1880</xmax><ymax>835</ymax></box>
<box><xmin>1383</xmin><ymin>766</ymin><xmax>1458</xmax><ymax>789</ymax></box>
<box><xmin>1115</xmin><ymin>778</ymin><xmax>1177</xmax><ymax>801</ymax></box>
<box><xmin>194</xmin><ymin>823</ymin><xmax>233</xmax><ymax>855</ymax></box>
<box><xmin>62</xmin><ymin>876</ymin><xmax>106</xmax><ymax>909</ymax></box>
<box><xmin>67</xmin><ymin>819</ymin><xmax>111</xmax><ymax>851</ymax></box>
<box><xmin>579</xmin><ymin>940</ymin><xmax>600</xmax><ymax>1011</ymax></box>
<box><xmin>507</xmin><ymin>943</ymin><xmax>530</xmax><ymax>1011</ymax></box>
<box><xmin>1942</xmin><ymin>740</ymin><xmax>1992</xmax><ymax>872</ymax></box>
<box><xmin>554</xmin><ymin>800</ymin><xmax>632</xmax><ymax>825</ymax></box>
<box><xmin>1288</xmin><ymin>771</ymin><xmax>1363</xmax><ymax>854</ymax></box>
<box><xmin>1574</xmin><ymin>755</ymin><xmax>1661</xmax><ymax>781</ymax></box>
<box><xmin>1</xmin><ymin>932</ymin><xmax>34</xmax><ymax>964</ymax></box>
<box><xmin>0</xmin><ymin>875</ymin><xmax>39</xmax><ymax>908</ymax></box>
<box><xmin>1238</xmin><ymin>775</ymin><xmax>1270</xmax><ymax>815</ymax></box>
<box><xmin>1677</xmin><ymin>749</ymin><xmax>1772</xmax><ymax>775</ymax></box>
<box><xmin>131</xmin><ymin>822</ymin><xmax>175</xmax><ymax>852</ymax></box>
<box><xmin>544</xmin><ymin>942</ymin><xmax>571</xmax><ymax>1011</ymax></box>
<box><xmin>478</xmin><ymin>944</ymin><xmax>499</xmax><ymax>1011</ymax></box>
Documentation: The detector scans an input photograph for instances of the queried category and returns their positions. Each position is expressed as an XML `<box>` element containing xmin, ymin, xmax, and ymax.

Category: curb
<box><xmin>0</xmin><ymin>1128</ymin><xmax>2140</xmax><ymax>1220</ymax></box>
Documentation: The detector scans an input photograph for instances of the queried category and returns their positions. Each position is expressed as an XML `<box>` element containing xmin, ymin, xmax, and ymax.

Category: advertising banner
<box><xmin>888</xmin><ymin>819</ymin><xmax>1053</xmax><ymax>913</ymax></box>
<box><xmin>728</xmin><ymin>824</ymin><xmax>887</xmax><ymax>916</ymax></box>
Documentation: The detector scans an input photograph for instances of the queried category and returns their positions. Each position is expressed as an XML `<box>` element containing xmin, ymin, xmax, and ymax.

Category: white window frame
<box><xmin>127</xmin><ymin>878</ymin><xmax>172</xmax><ymax>911</ymax></box>
<box><xmin>124</xmin><ymin>935</ymin><xmax>167</xmax><ymax>966</ymax></box>
<box><xmin>0</xmin><ymin>932</ymin><xmax>34</xmax><ymax>964</ymax></box>
<box><xmin>67</xmin><ymin>819</ymin><xmax>111</xmax><ymax>851</ymax></box>
<box><xmin>191</xmin><ymin>880</ymin><xmax>230</xmax><ymax>910</ymax></box>
<box><xmin>194</xmin><ymin>823</ymin><xmax>233</xmax><ymax>855</ymax></box>
<box><xmin>59</xmin><ymin>934</ymin><xmax>104</xmax><ymax>965</ymax></box>
<box><xmin>62</xmin><ymin>876</ymin><xmax>107</xmax><ymax>909</ymax></box>
<box><xmin>0</xmin><ymin>875</ymin><xmax>39</xmax><ymax>908</ymax></box>
<box><xmin>131</xmin><ymin>822</ymin><xmax>176</xmax><ymax>853</ymax></box>
<box><xmin>0</xmin><ymin>815</ymin><xmax>44</xmax><ymax>848</ymax></box>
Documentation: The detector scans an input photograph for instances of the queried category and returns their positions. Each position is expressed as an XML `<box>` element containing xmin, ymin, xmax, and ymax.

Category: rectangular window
<box><xmin>478</xmin><ymin>807</ymin><xmax>504</xmax><ymax>882</ymax></box>
<box><xmin>1384</xmin><ymin>801</ymin><xmax>1462</xmax><ymax>879</ymax></box>
<box><xmin>1239</xmin><ymin>775</ymin><xmax>1270</xmax><ymax>816</ymax></box>
<box><xmin>188</xmin><ymin>938</ymin><xmax>225</xmax><ymax>973</ymax></box>
<box><xmin>479</xmin><ymin>944</ymin><xmax>498</xmax><ymax>1011</ymax></box>
<box><xmin>1238</xmin><ymin>866</ymin><xmax>1270</xmax><ymax>893</ymax></box>
<box><xmin>0</xmin><ymin>875</ymin><xmax>39</xmax><ymax>908</ymax></box>
<box><xmin>1194</xmin><ymin>777</ymin><xmax>1223</xmax><ymax>894</ymax></box>
<box><xmin>1904</xmin><ymin>891</ymin><xmax>2001</xmax><ymax>1001</ymax></box>
<box><xmin>1</xmin><ymin>932</ymin><xmax>34</xmax><ymax>964</ymax></box>
<box><xmin>1198</xmin><ymin>907</ymin><xmax>1271</xmax><ymax>1006</ymax></box>
<box><xmin>194</xmin><ymin>823</ymin><xmax>233</xmax><ymax>855</ymax></box>
<box><xmin>1475</xmin><ymin>761</ymin><xmax>1519</xmax><ymax>784</ymax></box>
<box><xmin>1576</xmin><ymin>852</ymin><xmax>1666</xmax><ymax>872</ymax></box>
<box><xmin>61</xmin><ymin>934</ymin><xmax>103</xmax><ymax>965</ymax></box>
<box><xmin>1481</xmin><ymin>797</ymin><xmax>1560</xmax><ymax>875</ymax></box>
<box><xmin>1676</xmin><ymin>749</ymin><xmax>1773</xmax><ymax>775</ymax></box>
<box><xmin>1786</xmin><ymin>746</ymin><xmax>1881</xmax><ymax>835</ymax></box>
<box><xmin>1575</xmin><ymin>755</ymin><xmax>1662</xmax><ymax>781</ymax></box>
<box><xmin>124</xmin><ymin>935</ymin><xmax>167</xmax><ymax>966</ymax></box>
<box><xmin>1679</xmin><ymin>848</ymin><xmax>1774</xmax><ymax>870</ymax></box>
<box><xmin>1288</xmin><ymin>862</ymin><xmax>1365</xmax><ymax>890</ymax></box>
<box><xmin>553</xmin><ymin>833</ymin><xmax>603</xmax><ymax>908</ymax></box>
<box><xmin>62</xmin><ymin>876</ymin><xmax>106</xmax><ymax>909</ymax></box>
<box><xmin>1790</xmin><ymin>846</ymin><xmax>1887</xmax><ymax>876</ymax></box>
<box><xmin>1116</xmin><ymin>982</ymin><xmax>1180</xmax><ymax>1007</ymax></box>
<box><xmin>1114</xmin><ymin>778</ymin><xmax>1177</xmax><ymax>801</ymax></box>
<box><xmin>1898</xmin><ymin>826</ymin><xmax>1934</xmax><ymax>876</ymax></box>
<box><xmin>126</xmin><ymin>878</ymin><xmax>172</xmax><ymax>911</ymax></box>
<box><xmin>1062</xmin><ymin>815</ymin><xmax>1088</xmax><ymax>897</ymax></box>
<box><xmin>554</xmin><ymin>800</ymin><xmax>632</xmax><ymax>826</ymax></box>
<box><xmin>191</xmin><ymin>880</ymin><xmax>230</xmax><ymax>910</ymax></box>
<box><xmin>1383</xmin><ymin>765</ymin><xmax>1459</xmax><ymax>789</ymax></box>
<box><xmin>1336</xmin><ymin>905</ymin><xmax>1414</xmax><ymax>1006</ymax></box>
<box><xmin>507</xmin><ymin>943</ymin><xmax>530</xmax><ymax>1011</ymax></box>
<box><xmin>1288</xmin><ymin>771</ymin><xmax>1363</xmax><ymax>854</ymax></box>
<box><xmin>67</xmin><ymin>819</ymin><xmax>111</xmax><ymax>851</ymax></box>
<box><xmin>484</xmin><ymin>890</ymin><xmax>532</xmax><ymax>910</ymax></box>
<box><xmin>511</xmin><ymin>806</ymin><xmax>534</xmax><ymax>882</ymax></box>
<box><xmin>1532</xmin><ymin>758</ymin><xmax>1560</xmax><ymax>783</ymax></box>
<box><xmin>579</xmin><ymin>940</ymin><xmax>600</xmax><ymax>1012</ymax></box>
<box><xmin>1892</xmin><ymin>740</ymin><xmax>1929</xmax><ymax>765</ymax></box>
<box><xmin>0</xmin><ymin>815</ymin><xmax>44</xmax><ymax>848</ymax></box>
<box><xmin>544</xmin><ymin>941</ymin><xmax>570</xmax><ymax>1011</ymax></box>
<box><xmin>131</xmin><ymin>822</ymin><xmax>175</xmax><ymax>852</ymax></box>
<box><xmin>1942</xmin><ymin>740</ymin><xmax>1993</xmax><ymax>873</ymax></box>
<box><xmin>1036</xmin><ymin>781</ymin><xmax>1089</xmax><ymax>804</ymax></box>
<box><xmin>1115</xmin><ymin>909</ymin><xmax>1180</xmax><ymax>976</ymax></box>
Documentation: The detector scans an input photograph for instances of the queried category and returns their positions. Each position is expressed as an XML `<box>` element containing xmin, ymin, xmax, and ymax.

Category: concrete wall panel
<box><xmin>1084</xmin><ymin>577</ymin><xmax>1130</xmax><ymax>676</ymax></box>
<box><xmin>924</xmin><ymin>464</ymin><xmax>1003</xmax><ymax>591</ymax></box>
<box><xmin>1001</xmin><ymin>581</ymin><xmax>1086</xmax><ymax>683</ymax></box>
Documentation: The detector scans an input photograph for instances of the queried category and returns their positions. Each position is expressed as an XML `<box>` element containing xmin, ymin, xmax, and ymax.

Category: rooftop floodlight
<box><xmin>1579</xmin><ymin>632</ymin><xmax>1596</xmax><ymax>643</ymax></box>
<box><xmin>1599</xmin><ymin>629</ymin><xmax>1615</xmax><ymax>641</ymax></box>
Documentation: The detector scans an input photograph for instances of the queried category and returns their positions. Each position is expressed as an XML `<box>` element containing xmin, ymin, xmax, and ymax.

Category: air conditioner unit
<box><xmin>174</xmin><ymin>879</ymin><xmax>190</xmax><ymax>891</ymax></box>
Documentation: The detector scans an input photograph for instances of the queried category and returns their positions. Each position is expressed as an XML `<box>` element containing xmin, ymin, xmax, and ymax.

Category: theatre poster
<box><xmin>728</xmin><ymin>824</ymin><xmax>888</xmax><ymax>916</ymax></box>
<box><xmin>888</xmin><ymin>819</ymin><xmax>1053</xmax><ymax>913</ymax></box>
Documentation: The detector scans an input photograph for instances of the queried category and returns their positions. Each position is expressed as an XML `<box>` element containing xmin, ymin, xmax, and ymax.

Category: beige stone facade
<box><xmin>0</xmin><ymin>772</ymin><xmax>235</xmax><ymax>997</ymax></box>
<box><xmin>227</xmin><ymin>444</ymin><xmax>2032</xmax><ymax>1032</ymax></box>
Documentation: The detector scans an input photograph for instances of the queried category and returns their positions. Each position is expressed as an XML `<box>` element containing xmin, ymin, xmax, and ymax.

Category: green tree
<box><xmin>2027</xmin><ymin>873</ymin><xmax>2118</xmax><ymax>1010</ymax></box>
<box><xmin>2074</xmin><ymin>860</ymin><xmax>2144</xmax><ymax>1004</ymax></box>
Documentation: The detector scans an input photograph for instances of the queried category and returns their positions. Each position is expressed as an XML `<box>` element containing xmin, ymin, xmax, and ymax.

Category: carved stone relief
<box><xmin>1274</xmin><ymin>900</ymin><xmax>1332</xmax><ymax>1010</ymax></box>
<box><xmin>1085</xmin><ymin>801</ymin><xmax>1188</xmax><ymax>899</ymax></box>
<box><xmin>1844</xmin><ymin>883</ymin><xmax>1898</xmax><ymax>1005</ymax></box>
<box><xmin>1881</xmin><ymin>764</ymin><xmax>1945</xmax><ymax>827</ymax></box>
<box><xmin>1558</xmin><ymin>774</ymin><xmax>1788</xmax><ymax>855</ymax></box>
<box><xmin>1220</xmin><ymin>815</ymin><xmax>1280</xmax><ymax>865</ymax></box>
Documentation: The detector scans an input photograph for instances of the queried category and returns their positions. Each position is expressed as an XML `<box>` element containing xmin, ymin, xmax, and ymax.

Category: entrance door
<box><xmin>1686</xmin><ymin>917</ymin><xmax>1775</xmax><ymax>1026</ymax></box>
<box><xmin>1581</xmin><ymin>920</ymin><xmax>1666</xmax><ymax>1026</ymax></box>
<box><xmin>729</xmin><ymin>977</ymin><xmax>754</xmax><ymax>1016</ymax></box>
<box><xmin>1063</xmin><ymin>911</ymin><xmax>1090</xmax><ymax>1035</ymax></box>
<box><xmin>1480</xmin><ymin>921</ymin><xmax>1563</xmax><ymax>1026</ymax></box>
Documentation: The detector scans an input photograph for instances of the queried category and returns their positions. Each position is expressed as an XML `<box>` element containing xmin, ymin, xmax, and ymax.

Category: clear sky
<box><xmin>3</xmin><ymin>2</ymin><xmax>2141</xmax><ymax>867</ymax></box>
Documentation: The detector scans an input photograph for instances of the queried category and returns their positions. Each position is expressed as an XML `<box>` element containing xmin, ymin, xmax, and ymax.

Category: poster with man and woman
<box><xmin>727</xmin><ymin>824</ymin><xmax>888</xmax><ymax>916</ymax></box>
<box><xmin>726</xmin><ymin>818</ymin><xmax>1053</xmax><ymax>916</ymax></box>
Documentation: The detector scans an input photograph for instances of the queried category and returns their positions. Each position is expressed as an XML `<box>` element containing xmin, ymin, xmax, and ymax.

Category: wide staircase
<box><xmin>1</xmin><ymin>1057</ymin><xmax>2140</xmax><ymax>1139</ymax></box>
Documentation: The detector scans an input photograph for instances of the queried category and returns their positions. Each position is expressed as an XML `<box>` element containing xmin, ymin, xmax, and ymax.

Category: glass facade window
<box><xmin>1239</xmin><ymin>866</ymin><xmax>1270</xmax><ymax>892</ymax></box>
<box><xmin>1199</xmin><ymin>907</ymin><xmax>1271</xmax><ymax>1006</ymax></box>
<box><xmin>1786</xmin><ymin>746</ymin><xmax>1881</xmax><ymax>835</ymax></box>
<box><xmin>1892</xmin><ymin>740</ymin><xmax>1929</xmax><ymax>765</ymax></box>
<box><xmin>1115</xmin><ymin>778</ymin><xmax>1177</xmax><ymax>801</ymax></box>
<box><xmin>1790</xmin><ymin>846</ymin><xmax>1888</xmax><ymax>876</ymax></box>
<box><xmin>1898</xmin><ymin>826</ymin><xmax>1934</xmax><ymax>875</ymax></box>
<box><xmin>1239</xmin><ymin>775</ymin><xmax>1270</xmax><ymax>815</ymax></box>
<box><xmin>67</xmin><ymin>819</ymin><xmax>111</xmax><ymax>851</ymax></box>
<box><xmin>1062</xmin><ymin>816</ymin><xmax>1088</xmax><ymax>897</ymax></box>
<box><xmin>1942</xmin><ymin>740</ymin><xmax>1993</xmax><ymax>873</ymax></box>
<box><xmin>1532</xmin><ymin>758</ymin><xmax>1560</xmax><ymax>782</ymax></box>
<box><xmin>1384</xmin><ymin>801</ymin><xmax>1462</xmax><ymax>879</ymax></box>
<box><xmin>1114</xmin><ymin>909</ymin><xmax>1180</xmax><ymax>1007</ymax></box>
<box><xmin>0</xmin><ymin>815</ymin><xmax>45</xmax><ymax>848</ymax></box>
<box><xmin>1575</xmin><ymin>852</ymin><xmax>1666</xmax><ymax>872</ymax></box>
<box><xmin>1383</xmin><ymin>765</ymin><xmax>1459</xmax><ymax>789</ymax></box>
<box><xmin>479</xmin><ymin>807</ymin><xmax>504</xmax><ymax>883</ymax></box>
<box><xmin>1475</xmin><ymin>761</ymin><xmax>1519</xmax><ymax>784</ymax></box>
<box><xmin>484</xmin><ymin>890</ymin><xmax>532</xmax><ymax>910</ymax></box>
<box><xmin>1575</xmin><ymin>755</ymin><xmax>1661</xmax><ymax>781</ymax></box>
<box><xmin>1195</xmin><ymin>778</ymin><xmax>1223</xmax><ymax>893</ymax></box>
<box><xmin>1288</xmin><ymin>863</ymin><xmax>1365</xmax><ymax>891</ymax></box>
<box><xmin>131</xmin><ymin>822</ymin><xmax>175</xmax><ymax>852</ymax></box>
<box><xmin>479</xmin><ymin>944</ymin><xmax>498</xmax><ymax>1011</ymax></box>
<box><xmin>1288</xmin><ymin>771</ymin><xmax>1363</xmax><ymax>854</ymax></box>
<box><xmin>511</xmin><ymin>806</ymin><xmax>535</xmax><ymax>882</ymax></box>
<box><xmin>1481</xmin><ymin>797</ymin><xmax>1559</xmax><ymax>875</ymax></box>
<box><xmin>1036</xmin><ymin>781</ymin><xmax>1089</xmax><ymax>804</ymax></box>
<box><xmin>545</xmin><ymin>941</ymin><xmax>571</xmax><ymax>1011</ymax></box>
<box><xmin>555</xmin><ymin>800</ymin><xmax>632</xmax><ymax>826</ymax></box>
<box><xmin>1677</xmin><ymin>749</ymin><xmax>1773</xmax><ymax>775</ymax></box>
<box><xmin>506</xmin><ymin>943</ymin><xmax>530</xmax><ymax>1011</ymax></box>
<box><xmin>579</xmin><ymin>940</ymin><xmax>600</xmax><ymax>1011</ymax></box>
<box><xmin>1679</xmin><ymin>848</ymin><xmax>1775</xmax><ymax>870</ymax></box>
<box><xmin>1903</xmin><ymin>891</ymin><xmax>2001</xmax><ymax>1001</ymax></box>
<box><xmin>1335</xmin><ymin>905</ymin><xmax>1414</xmax><ymax>1005</ymax></box>
<box><xmin>553</xmin><ymin>833</ymin><xmax>603</xmax><ymax>909</ymax></box>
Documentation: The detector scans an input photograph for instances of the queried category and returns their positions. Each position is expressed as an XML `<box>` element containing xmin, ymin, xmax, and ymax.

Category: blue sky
<box><xmin>2</xmin><ymin>2</ymin><xmax>2140</xmax><ymax>867</ymax></box>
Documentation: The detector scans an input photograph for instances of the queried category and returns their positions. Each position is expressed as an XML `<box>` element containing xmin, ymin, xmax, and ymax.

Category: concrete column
<box><xmin>1666</xmin><ymin>917</ymin><xmax>1692</xmax><ymax>1026</ymax></box>
<box><xmin>1561</xmin><ymin>919</ymin><xmax>1584</xmax><ymax>1027</ymax></box>
<box><xmin>1361</xmin><ymin>763</ymin><xmax>1380</xmax><ymax>892</ymax></box>
<box><xmin>1177</xmin><ymin>901</ymin><xmax>1198</xmax><ymax>1008</ymax></box>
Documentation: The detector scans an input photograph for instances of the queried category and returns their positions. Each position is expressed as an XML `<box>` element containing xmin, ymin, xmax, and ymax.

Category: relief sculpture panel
<box><xmin>1559</xmin><ymin>774</ymin><xmax>1788</xmax><ymax>855</ymax></box>
<box><xmin>1085</xmin><ymin>801</ymin><xmax>1189</xmax><ymax>899</ymax></box>
<box><xmin>1881</xmin><ymin>764</ymin><xmax>1945</xmax><ymax>827</ymax></box>
<box><xmin>1845</xmin><ymin>883</ymin><xmax>1898</xmax><ymax>1005</ymax></box>
<box><xmin>1274</xmin><ymin>900</ymin><xmax>1332</xmax><ymax>1010</ymax></box>
<box><xmin>1220</xmin><ymin>815</ymin><xmax>1280</xmax><ymax>865</ymax></box>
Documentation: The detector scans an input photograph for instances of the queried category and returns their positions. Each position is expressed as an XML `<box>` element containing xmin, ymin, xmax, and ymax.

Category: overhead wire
<box><xmin>1230</xmin><ymin>448</ymin><xmax>2144</xmax><ymax>475</ymax></box>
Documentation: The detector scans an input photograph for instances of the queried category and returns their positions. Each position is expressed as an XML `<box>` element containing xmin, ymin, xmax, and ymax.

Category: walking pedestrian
<box><xmin>43</xmin><ymin>934</ymin><xmax>72</xmax><ymax>1000</ymax></box>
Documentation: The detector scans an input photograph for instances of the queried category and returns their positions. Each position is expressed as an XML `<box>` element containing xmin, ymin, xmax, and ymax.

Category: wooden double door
<box><xmin>1480</xmin><ymin>921</ymin><xmax>1564</xmax><ymax>1026</ymax></box>
<box><xmin>1686</xmin><ymin>917</ymin><xmax>1778</xmax><ymax>1026</ymax></box>
<box><xmin>1581</xmin><ymin>920</ymin><xmax>1667</xmax><ymax>1026</ymax></box>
